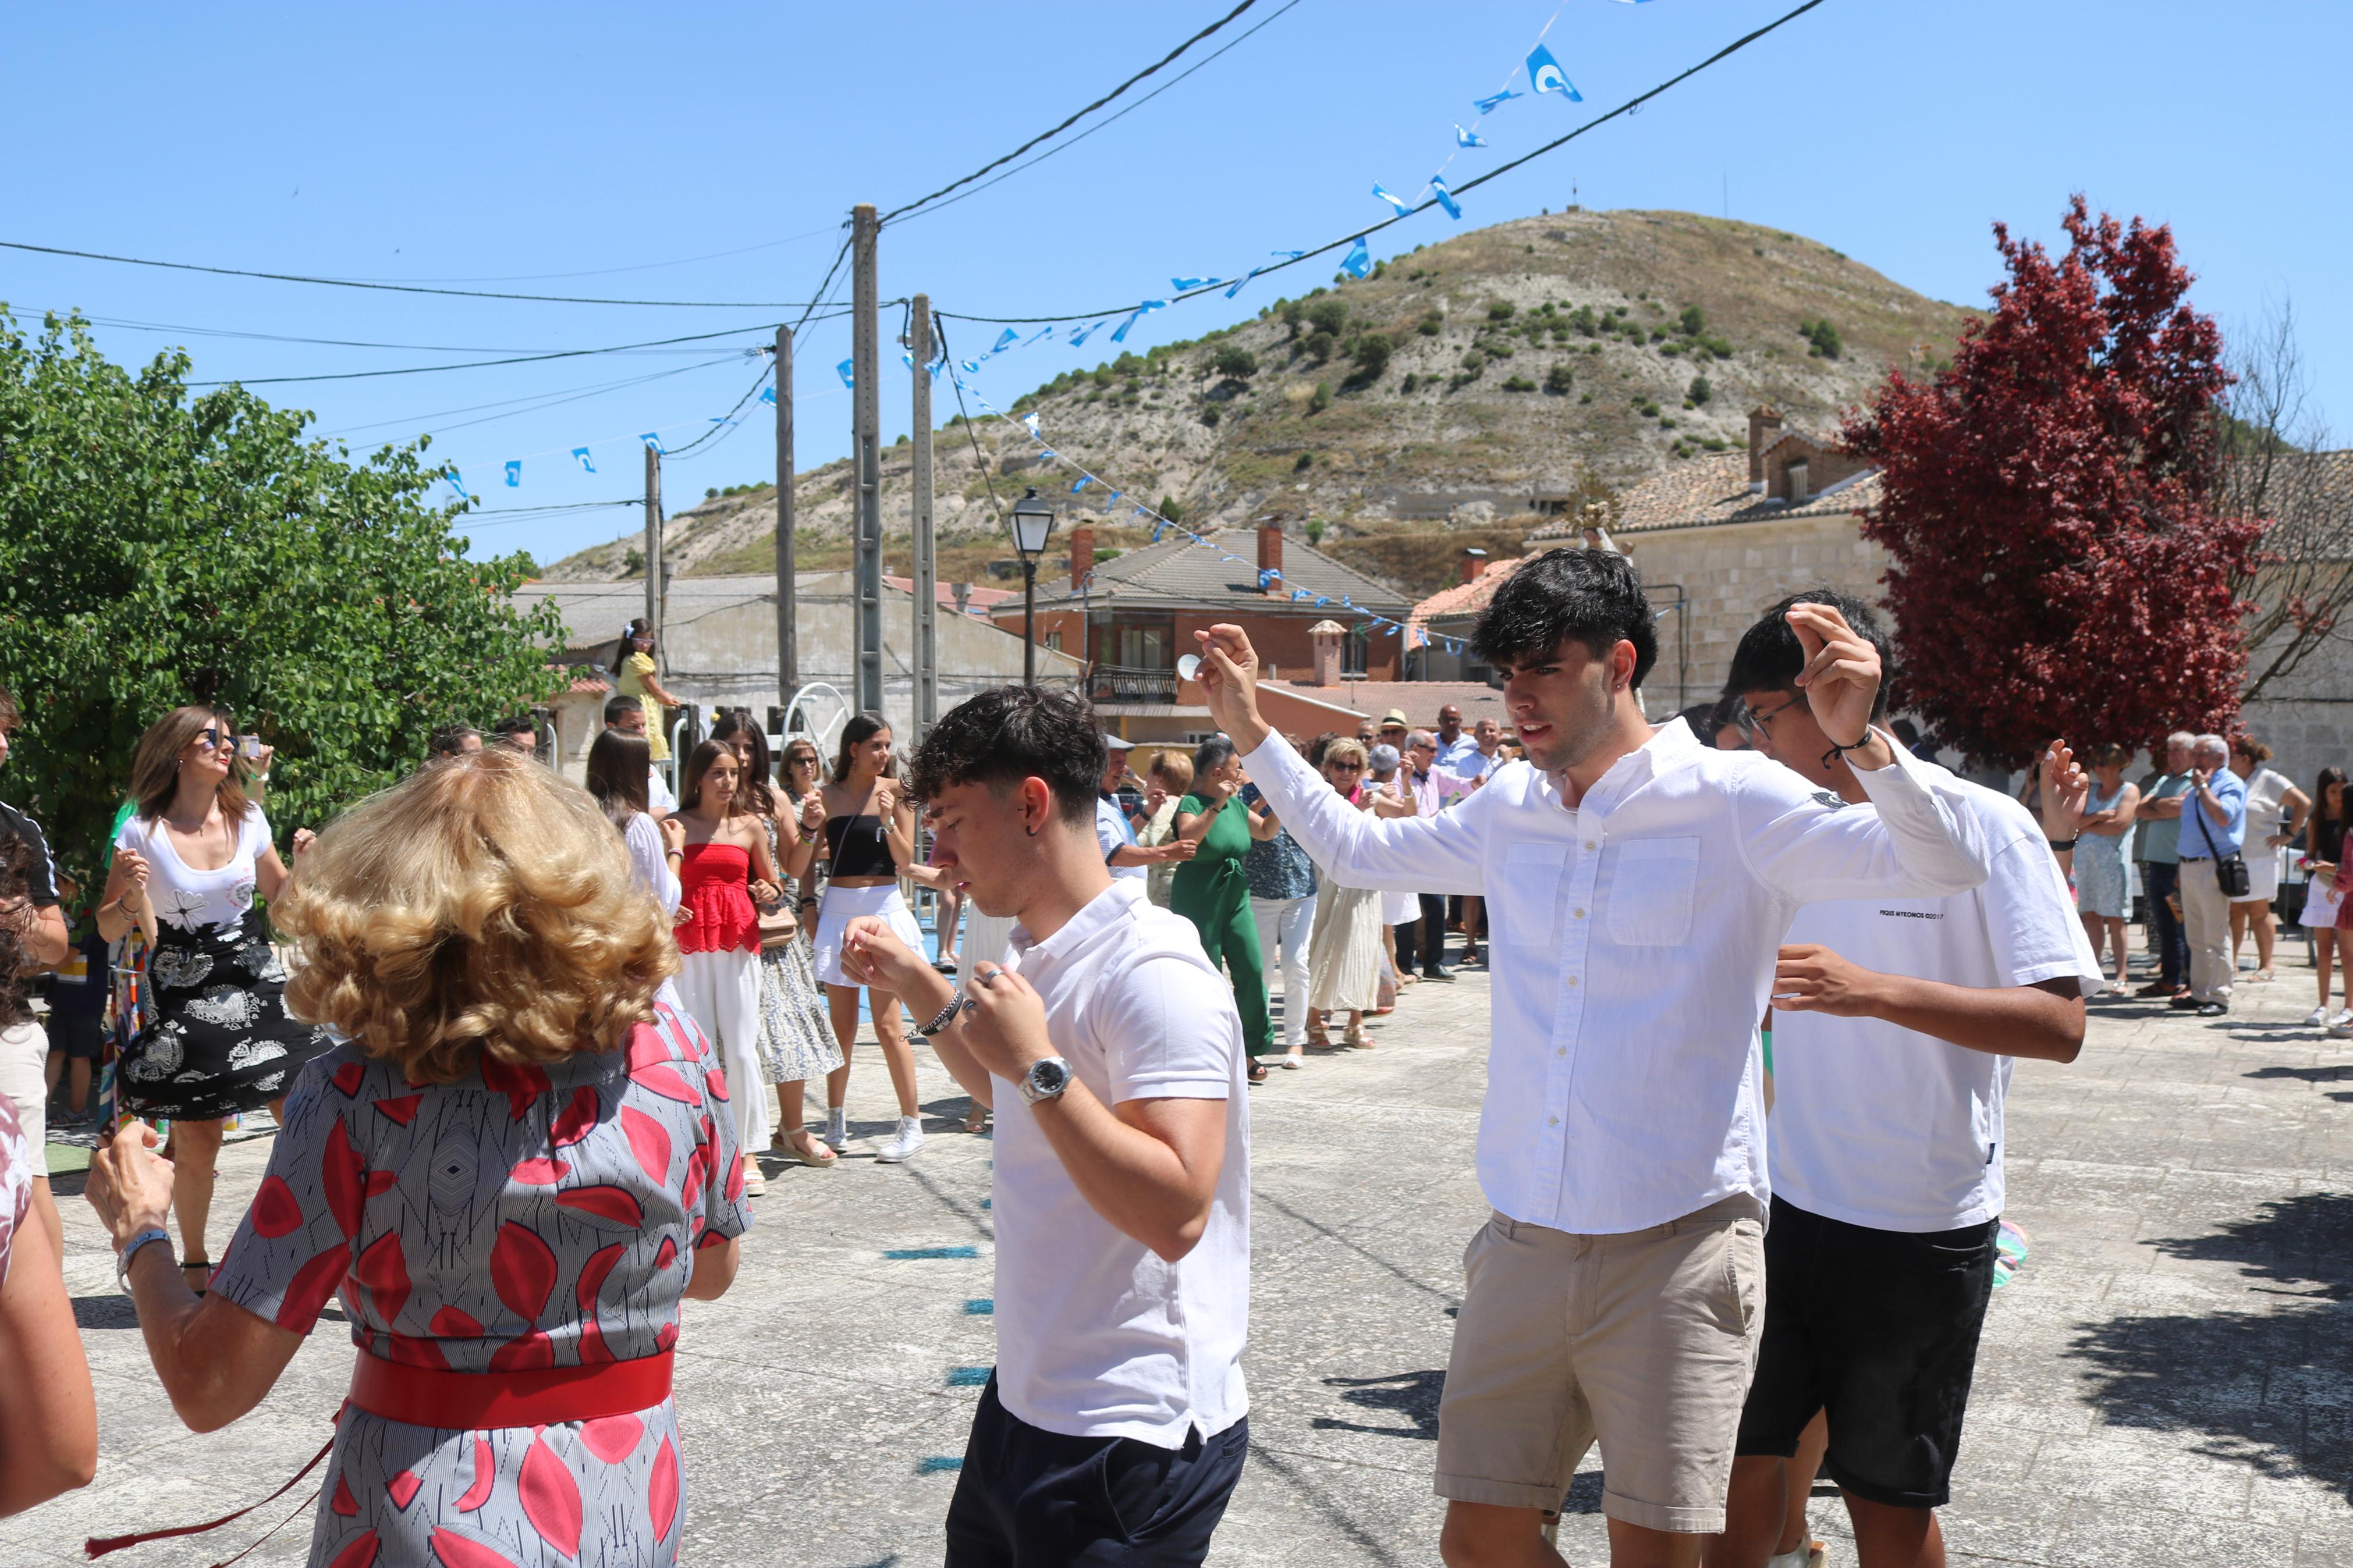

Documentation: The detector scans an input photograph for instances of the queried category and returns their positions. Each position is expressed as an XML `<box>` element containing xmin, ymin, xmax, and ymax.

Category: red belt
<box><xmin>348</xmin><ymin>1349</ymin><xmax>674</xmax><ymax>1428</ymax></box>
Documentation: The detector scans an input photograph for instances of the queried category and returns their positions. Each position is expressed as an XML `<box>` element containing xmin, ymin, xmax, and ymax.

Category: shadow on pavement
<box><xmin>2245</xmin><ymin>1064</ymin><xmax>2353</xmax><ymax>1103</ymax></box>
<box><xmin>2066</xmin><ymin>1191</ymin><xmax>2353</xmax><ymax>1500</ymax></box>
<box><xmin>72</xmin><ymin>1294</ymin><xmax>139</xmax><ymax>1330</ymax></box>
<box><xmin>1314</xmin><ymin>1369</ymin><xmax>1444</xmax><ymax>1440</ymax></box>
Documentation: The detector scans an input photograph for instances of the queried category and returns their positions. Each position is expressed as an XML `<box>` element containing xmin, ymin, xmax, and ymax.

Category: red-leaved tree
<box><xmin>1844</xmin><ymin>196</ymin><xmax>2264</xmax><ymax>769</ymax></box>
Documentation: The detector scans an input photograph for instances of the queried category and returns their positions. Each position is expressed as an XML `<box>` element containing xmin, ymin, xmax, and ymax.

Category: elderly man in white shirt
<box><xmin>839</xmin><ymin>685</ymin><xmax>1251</xmax><ymax>1568</ymax></box>
<box><xmin>1191</xmin><ymin>547</ymin><xmax>1990</xmax><ymax>1568</ymax></box>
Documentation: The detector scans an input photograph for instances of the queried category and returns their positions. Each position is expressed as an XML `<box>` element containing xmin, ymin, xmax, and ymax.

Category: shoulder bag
<box><xmin>2192</xmin><ymin>785</ymin><xmax>2252</xmax><ymax>899</ymax></box>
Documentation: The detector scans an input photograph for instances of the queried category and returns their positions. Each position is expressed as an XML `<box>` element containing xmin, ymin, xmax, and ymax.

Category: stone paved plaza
<box><xmin>11</xmin><ymin>940</ymin><xmax>2353</xmax><ymax>1566</ymax></box>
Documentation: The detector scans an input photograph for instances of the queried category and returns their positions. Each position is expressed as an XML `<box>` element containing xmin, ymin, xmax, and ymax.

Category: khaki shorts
<box><xmin>1435</xmin><ymin>1194</ymin><xmax>1765</xmax><ymax>1533</ymax></box>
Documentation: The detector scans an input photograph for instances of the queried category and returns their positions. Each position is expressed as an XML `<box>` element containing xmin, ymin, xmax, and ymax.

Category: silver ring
<box><xmin>974</xmin><ymin>967</ymin><xmax>999</xmax><ymax>988</ymax></box>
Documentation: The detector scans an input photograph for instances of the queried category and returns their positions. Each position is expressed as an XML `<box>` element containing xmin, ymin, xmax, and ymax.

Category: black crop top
<box><xmin>825</xmin><ymin>813</ymin><xmax>899</xmax><ymax>877</ymax></box>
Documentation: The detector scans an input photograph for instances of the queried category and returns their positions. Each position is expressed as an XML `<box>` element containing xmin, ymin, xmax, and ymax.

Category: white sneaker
<box><xmin>2331</xmin><ymin>1011</ymin><xmax>2353</xmax><ymax>1040</ymax></box>
<box><xmin>822</xmin><ymin>1107</ymin><xmax>849</xmax><ymax>1151</ymax></box>
<box><xmin>2310</xmin><ymin>1007</ymin><xmax>2333</xmax><ymax>1027</ymax></box>
<box><xmin>876</xmin><ymin>1115</ymin><xmax>926</xmax><ymax>1164</ymax></box>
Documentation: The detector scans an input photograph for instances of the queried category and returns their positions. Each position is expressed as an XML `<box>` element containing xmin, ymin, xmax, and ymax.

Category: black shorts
<box><xmin>46</xmin><ymin>1012</ymin><xmax>103</xmax><ymax>1062</ymax></box>
<box><xmin>1734</xmin><ymin>1195</ymin><xmax>1998</xmax><ymax>1509</ymax></box>
<box><xmin>946</xmin><ymin>1374</ymin><xmax>1247</xmax><ymax>1567</ymax></box>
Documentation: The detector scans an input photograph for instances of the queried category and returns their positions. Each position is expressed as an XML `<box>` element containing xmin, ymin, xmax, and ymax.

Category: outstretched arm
<box><xmin>1772</xmin><ymin>944</ymin><xmax>2084</xmax><ymax>1063</ymax></box>
<box><xmin>1195</xmin><ymin>625</ymin><xmax>1484</xmax><ymax>895</ymax></box>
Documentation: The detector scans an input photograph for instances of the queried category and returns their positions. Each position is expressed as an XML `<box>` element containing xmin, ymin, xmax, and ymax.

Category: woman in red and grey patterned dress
<box><xmin>85</xmin><ymin>748</ymin><xmax>749</xmax><ymax>1567</ymax></box>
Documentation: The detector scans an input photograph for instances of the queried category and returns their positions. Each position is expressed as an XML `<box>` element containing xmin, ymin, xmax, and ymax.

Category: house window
<box><xmin>1114</xmin><ymin>615</ymin><xmax>1175</xmax><ymax>670</ymax></box>
<box><xmin>1045</xmin><ymin>630</ymin><xmax>1063</xmax><ymax>653</ymax></box>
<box><xmin>1343</xmin><ymin>624</ymin><xmax>1369</xmax><ymax>677</ymax></box>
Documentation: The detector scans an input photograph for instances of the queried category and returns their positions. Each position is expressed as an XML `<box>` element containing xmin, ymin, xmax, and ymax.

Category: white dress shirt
<box><xmin>993</xmin><ymin>880</ymin><xmax>1251</xmax><ymax>1446</ymax></box>
<box><xmin>1436</xmin><ymin>730</ymin><xmax>1482</xmax><ymax>773</ymax></box>
<box><xmin>1243</xmin><ymin>719</ymin><xmax>1990</xmax><ymax>1234</ymax></box>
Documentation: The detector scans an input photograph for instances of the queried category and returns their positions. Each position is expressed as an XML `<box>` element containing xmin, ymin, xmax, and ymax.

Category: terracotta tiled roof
<box><xmin>1012</xmin><ymin>529</ymin><xmax>1409</xmax><ymax>614</ymax></box>
<box><xmin>567</xmin><ymin>674</ymin><xmax>613</xmax><ymax>695</ymax></box>
<box><xmin>883</xmin><ymin>574</ymin><xmax>1016</xmax><ymax>611</ymax></box>
<box><xmin>1407</xmin><ymin>553</ymin><xmax>1534</xmax><ymax>635</ymax></box>
<box><xmin>1527</xmin><ymin>451</ymin><xmax>1882</xmax><ymax>541</ymax></box>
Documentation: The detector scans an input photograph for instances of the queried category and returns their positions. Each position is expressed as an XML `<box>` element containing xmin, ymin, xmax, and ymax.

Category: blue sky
<box><xmin>8</xmin><ymin>1</ymin><xmax>2348</xmax><ymax>569</ymax></box>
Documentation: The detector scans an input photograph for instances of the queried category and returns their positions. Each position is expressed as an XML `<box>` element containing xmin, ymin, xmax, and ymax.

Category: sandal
<box><xmin>962</xmin><ymin>1102</ymin><xmax>989</xmax><ymax>1135</ymax></box>
<box><xmin>1246</xmin><ymin>1060</ymin><xmax>1269</xmax><ymax>1084</ymax></box>
<box><xmin>1344</xmin><ymin>1022</ymin><xmax>1371</xmax><ymax>1048</ymax></box>
<box><xmin>181</xmin><ymin>1258</ymin><xmax>211</xmax><ymax>1296</ymax></box>
<box><xmin>783</xmin><ymin>1132</ymin><xmax>838</xmax><ymax>1168</ymax></box>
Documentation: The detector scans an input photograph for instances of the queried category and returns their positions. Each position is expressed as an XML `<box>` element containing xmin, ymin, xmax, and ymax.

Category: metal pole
<box><xmin>910</xmin><ymin>294</ymin><xmax>938</xmax><ymax>741</ymax></box>
<box><xmin>643</xmin><ymin>444</ymin><xmax>664</xmax><ymax>660</ymax></box>
<box><xmin>774</xmin><ymin>325</ymin><xmax>796</xmax><ymax>709</ymax></box>
<box><xmin>851</xmin><ymin>202</ymin><xmax>883</xmax><ymax>716</ymax></box>
<box><xmin>1023</xmin><ymin>561</ymin><xmax>1037</xmax><ymax>687</ymax></box>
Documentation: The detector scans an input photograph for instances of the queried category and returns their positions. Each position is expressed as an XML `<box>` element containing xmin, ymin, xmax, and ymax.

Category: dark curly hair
<box><xmin>1470</xmin><ymin>547</ymin><xmax>1658</xmax><ymax>686</ymax></box>
<box><xmin>908</xmin><ymin>687</ymin><xmax>1105</xmax><ymax>827</ymax></box>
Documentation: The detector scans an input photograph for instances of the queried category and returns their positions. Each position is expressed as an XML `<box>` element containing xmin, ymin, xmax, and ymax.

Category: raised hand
<box><xmin>1787</xmin><ymin>603</ymin><xmax>1890</xmax><ymax>769</ymax></box>
<box><xmin>838</xmin><ymin>913</ymin><xmax>928</xmax><ymax>993</ymax></box>
<box><xmin>799</xmin><ymin>791</ymin><xmax>827</xmax><ymax>831</ymax></box>
<box><xmin>2039</xmin><ymin>739</ymin><xmax>2090</xmax><ymax>839</ymax></box>
<box><xmin>1192</xmin><ymin>624</ymin><xmax>1272</xmax><ymax>752</ymax></box>
<box><xmin>871</xmin><ymin>780</ymin><xmax>899</xmax><ymax>819</ymax></box>
<box><xmin>957</xmin><ymin>962</ymin><xmax>1053</xmax><ymax>1083</ymax></box>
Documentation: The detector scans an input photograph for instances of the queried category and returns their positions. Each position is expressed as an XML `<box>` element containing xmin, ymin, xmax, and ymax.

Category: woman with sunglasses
<box><xmin>1301</xmin><ymin>737</ymin><xmax>1385</xmax><ymax>1050</ymax></box>
<box><xmin>95</xmin><ymin>706</ymin><xmax>329</xmax><ymax>1293</ymax></box>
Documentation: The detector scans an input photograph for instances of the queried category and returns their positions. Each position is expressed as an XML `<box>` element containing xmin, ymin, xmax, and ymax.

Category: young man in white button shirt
<box><xmin>1191</xmin><ymin>547</ymin><xmax>1991</xmax><ymax>1568</ymax></box>
<box><xmin>1715</xmin><ymin>591</ymin><xmax>2098</xmax><ymax>1568</ymax></box>
<box><xmin>836</xmin><ymin>685</ymin><xmax>1250</xmax><ymax>1567</ymax></box>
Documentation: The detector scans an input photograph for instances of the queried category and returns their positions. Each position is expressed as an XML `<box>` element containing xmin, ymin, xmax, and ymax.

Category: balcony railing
<box><xmin>1086</xmin><ymin>663</ymin><xmax>1178</xmax><ymax>705</ymax></box>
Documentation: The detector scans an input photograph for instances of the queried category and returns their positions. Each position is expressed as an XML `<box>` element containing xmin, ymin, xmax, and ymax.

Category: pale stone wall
<box><xmin>1623</xmin><ymin>514</ymin><xmax>1893</xmax><ymax>710</ymax></box>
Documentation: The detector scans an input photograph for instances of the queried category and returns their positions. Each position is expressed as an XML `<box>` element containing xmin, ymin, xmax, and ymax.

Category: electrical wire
<box><xmin>650</xmin><ymin>359</ymin><xmax>776</xmax><ymax>461</ymax></box>
<box><xmin>183</xmin><ymin>322</ymin><xmax>782</xmax><ymax>387</ymax></box>
<box><xmin>321</xmin><ymin>356</ymin><xmax>748</xmax><ymax>442</ymax></box>
<box><xmin>889</xmin><ymin>0</ymin><xmax>1308</xmax><ymax>229</ymax></box>
<box><xmin>878</xmin><ymin>0</ymin><xmax>1263</xmax><ymax>227</ymax></box>
<box><xmin>936</xmin><ymin>0</ymin><xmax>1827</xmax><ymax>326</ymax></box>
<box><xmin>29</xmin><ymin>311</ymin><xmax>768</xmax><ymax>357</ymax></box>
<box><xmin>334</xmin><ymin>225</ymin><xmax>843</xmax><ymax>285</ymax></box>
<box><xmin>932</xmin><ymin>318</ymin><xmax>1007</xmax><ymax>529</ymax></box>
<box><xmin>0</xmin><ymin>238</ymin><xmax>836</xmax><ymax>309</ymax></box>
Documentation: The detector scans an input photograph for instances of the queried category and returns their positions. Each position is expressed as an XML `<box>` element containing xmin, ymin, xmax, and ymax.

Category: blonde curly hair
<box><xmin>276</xmin><ymin>748</ymin><xmax>677</xmax><ymax>1084</ymax></box>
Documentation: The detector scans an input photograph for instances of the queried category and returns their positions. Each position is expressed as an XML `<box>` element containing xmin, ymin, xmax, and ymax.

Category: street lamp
<box><xmin>1009</xmin><ymin>486</ymin><xmax>1057</xmax><ymax>685</ymax></box>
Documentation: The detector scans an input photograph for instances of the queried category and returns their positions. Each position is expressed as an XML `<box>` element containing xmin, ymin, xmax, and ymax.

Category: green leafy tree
<box><xmin>1348</xmin><ymin>333</ymin><xmax>1392</xmax><ymax>382</ymax></box>
<box><xmin>1688</xmin><ymin>374</ymin><xmax>1713</xmax><ymax>405</ymax></box>
<box><xmin>1305</xmin><ymin>299</ymin><xmax>1349</xmax><ymax>338</ymax></box>
<box><xmin>1543</xmin><ymin>363</ymin><xmax>1575</xmax><ymax>396</ymax></box>
<box><xmin>0</xmin><ymin>312</ymin><xmax>566</xmax><ymax>881</ymax></box>
<box><xmin>1210</xmin><ymin>345</ymin><xmax>1258</xmax><ymax>381</ymax></box>
<box><xmin>1678</xmin><ymin>305</ymin><xmax>1705</xmax><ymax>337</ymax></box>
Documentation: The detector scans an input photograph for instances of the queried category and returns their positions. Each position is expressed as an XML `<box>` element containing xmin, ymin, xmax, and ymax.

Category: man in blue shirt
<box><xmin>2131</xmin><ymin>732</ymin><xmax>2196</xmax><ymax>999</ymax></box>
<box><xmin>2173</xmin><ymin>733</ymin><xmax>2247</xmax><ymax>1018</ymax></box>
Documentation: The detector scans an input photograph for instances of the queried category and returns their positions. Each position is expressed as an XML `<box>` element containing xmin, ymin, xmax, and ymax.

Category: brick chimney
<box><xmin>1070</xmin><ymin>527</ymin><xmax>1095</xmax><ymax>589</ymax></box>
<box><xmin>1257</xmin><ymin>524</ymin><xmax>1284</xmax><ymax>594</ymax></box>
<box><xmin>1308</xmin><ymin>619</ymin><xmax>1346</xmax><ymax>687</ymax></box>
<box><xmin>1747</xmin><ymin>406</ymin><xmax>1783</xmax><ymax>492</ymax></box>
<box><xmin>1460</xmin><ymin>547</ymin><xmax>1489</xmax><ymax>584</ymax></box>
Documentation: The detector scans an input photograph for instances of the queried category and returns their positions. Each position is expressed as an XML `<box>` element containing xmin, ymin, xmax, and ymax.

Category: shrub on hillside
<box><xmin>1307</xmin><ymin>299</ymin><xmax>1349</xmax><ymax>337</ymax></box>
<box><xmin>1301</xmin><ymin>330</ymin><xmax>1336</xmax><ymax>364</ymax></box>
<box><xmin>1544</xmin><ymin>363</ymin><xmax>1574</xmax><ymax>395</ymax></box>
<box><xmin>1487</xmin><ymin>301</ymin><xmax>1516</xmax><ymax>322</ymax></box>
<box><xmin>1800</xmin><ymin>318</ymin><xmax>1843</xmax><ymax>359</ymax></box>
<box><xmin>1502</xmin><ymin>375</ymin><xmax>1537</xmax><ymax>392</ymax></box>
<box><xmin>1308</xmin><ymin>382</ymin><xmax>1332</xmax><ymax>414</ymax></box>
<box><xmin>1679</xmin><ymin>305</ymin><xmax>1705</xmax><ymax>337</ymax></box>
<box><xmin>1418</xmin><ymin>312</ymin><xmax>1443</xmax><ymax>337</ymax></box>
<box><xmin>1688</xmin><ymin>375</ymin><xmax>1712</xmax><ymax>405</ymax></box>
<box><xmin>1350</xmin><ymin>333</ymin><xmax>1392</xmax><ymax>380</ymax></box>
<box><xmin>1211</xmin><ymin>345</ymin><xmax>1258</xmax><ymax>380</ymax></box>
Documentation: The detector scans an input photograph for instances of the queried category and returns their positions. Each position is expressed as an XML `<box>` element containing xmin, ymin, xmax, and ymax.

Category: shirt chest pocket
<box><xmin>1499</xmin><ymin>842</ymin><xmax>1568</xmax><ymax>947</ymax></box>
<box><xmin>1606</xmin><ymin>837</ymin><xmax>1700</xmax><ymax>946</ymax></box>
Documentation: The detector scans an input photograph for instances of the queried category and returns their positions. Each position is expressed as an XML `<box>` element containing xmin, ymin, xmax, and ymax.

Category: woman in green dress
<box><xmin>1170</xmin><ymin>736</ymin><xmax>1279</xmax><ymax>1082</ymax></box>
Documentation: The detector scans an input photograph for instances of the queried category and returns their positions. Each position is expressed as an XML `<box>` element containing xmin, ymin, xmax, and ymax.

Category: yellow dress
<box><xmin>620</xmin><ymin>650</ymin><xmax>670</xmax><ymax>760</ymax></box>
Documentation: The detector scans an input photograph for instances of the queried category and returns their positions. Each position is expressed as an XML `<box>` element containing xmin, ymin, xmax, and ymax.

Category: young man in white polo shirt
<box><xmin>1714</xmin><ymin>592</ymin><xmax>2099</xmax><ymax>1568</ymax></box>
<box><xmin>837</xmin><ymin>685</ymin><xmax>1250</xmax><ymax>1568</ymax></box>
<box><xmin>1191</xmin><ymin>547</ymin><xmax>1992</xmax><ymax>1568</ymax></box>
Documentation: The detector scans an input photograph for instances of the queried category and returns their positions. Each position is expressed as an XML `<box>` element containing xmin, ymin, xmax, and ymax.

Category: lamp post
<box><xmin>1010</xmin><ymin>486</ymin><xmax>1057</xmax><ymax>685</ymax></box>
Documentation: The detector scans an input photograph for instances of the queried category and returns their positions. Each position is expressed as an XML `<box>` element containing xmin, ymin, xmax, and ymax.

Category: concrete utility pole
<box><xmin>773</xmin><ymin>325</ymin><xmax>796</xmax><ymax>708</ymax></box>
<box><xmin>643</xmin><ymin>443</ymin><xmax>664</xmax><ymax>660</ymax></box>
<box><xmin>909</xmin><ymin>294</ymin><xmax>938</xmax><ymax>742</ymax></box>
<box><xmin>851</xmin><ymin>203</ymin><xmax>883</xmax><ymax>716</ymax></box>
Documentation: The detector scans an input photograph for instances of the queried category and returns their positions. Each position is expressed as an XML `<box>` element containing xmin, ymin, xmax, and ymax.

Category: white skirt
<box><xmin>811</xmin><ymin>882</ymin><xmax>925</xmax><ymax>987</ymax></box>
<box><xmin>2237</xmin><ymin>845</ymin><xmax>2283</xmax><ymax>906</ymax></box>
<box><xmin>2305</xmin><ymin>874</ymin><xmax>2344</xmax><ymax>931</ymax></box>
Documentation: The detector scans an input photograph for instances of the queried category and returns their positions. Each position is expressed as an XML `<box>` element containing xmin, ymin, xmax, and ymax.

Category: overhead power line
<box><xmin>0</xmin><ymin>238</ymin><xmax>836</xmax><ymax>309</ymax></box>
<box><xmin>184</xmin><ymin>321</ymin><xmax>788</xmax><ymax>387</ymax></box>
<box><xmin>878</xmin><ymin>0</ymin><xmax>1264</xmax><ymax>227</ymax></box>
<box><xmin>935</xmin><ymin>0</ymin><xmax>1827</xmax><ymax>326</ymax></box>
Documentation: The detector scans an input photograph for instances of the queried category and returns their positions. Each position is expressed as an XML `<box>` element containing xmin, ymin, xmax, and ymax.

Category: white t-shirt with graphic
<box><xmin>1769</xmin><ymin>774</ymin><xmax>2102</xmax><ymax>1232</ymax></box>
<box><xmin>115</xmin><ymin>808</ymin><xmax>274</xmax><ymax>934</ymax></box>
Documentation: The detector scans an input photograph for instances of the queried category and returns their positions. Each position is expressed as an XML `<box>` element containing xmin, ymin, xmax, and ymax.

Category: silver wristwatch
<box><xmin>1018</xmin><ymin>1055</ymin><xmax>1073</xmax><ymax>1106</ymax></box>
<box><xmin>118</xmin><ymin>1227</ymin><xmax>171</xmax><ymax>1291</ymax></box>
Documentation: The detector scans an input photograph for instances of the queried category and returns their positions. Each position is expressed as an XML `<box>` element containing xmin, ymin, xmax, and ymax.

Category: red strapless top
<box><xmin>676</xmin><ymin>841</ymin><xmax>758</xmax><ymax>953</ymax></box>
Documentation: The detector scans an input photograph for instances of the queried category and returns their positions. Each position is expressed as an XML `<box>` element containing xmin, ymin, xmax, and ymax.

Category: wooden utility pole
<box><xmin>643</xmin><ymin>443</ymin><xmax>664</xmax><ymax>659</ymax></box>
<box><xmin>851</xmin><ymin>203</ymin><xmax>883</xmax><ymax>716</ymax></box>
<box><xmin>910</xmin><ymin>294</ymin><xmax>938</xmax><ymax>742</ymax></box>
<box><xmin>773</xmin><ymin>325</ymin><xmax>796</xmax><ymax>707</ymax></box>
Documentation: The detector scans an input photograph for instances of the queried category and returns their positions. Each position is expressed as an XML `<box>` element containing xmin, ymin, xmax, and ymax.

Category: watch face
<box><xmin>1030</xmin><ymin>1058</ymin><xmax>1069</xmax><ymax>1096</ymax></box>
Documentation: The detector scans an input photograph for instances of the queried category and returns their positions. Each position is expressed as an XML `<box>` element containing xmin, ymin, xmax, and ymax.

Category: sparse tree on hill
<box><xmin>1844</xmin><ymin>197</ymin><xmax>2263</xmax><ymax>767</ymax></box>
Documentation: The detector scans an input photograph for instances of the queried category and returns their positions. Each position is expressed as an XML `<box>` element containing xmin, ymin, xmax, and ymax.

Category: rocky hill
<box><xmin>541</xmin><ymin>208</ymin><xmax>1972</xmax><ymax>599</ymax></box>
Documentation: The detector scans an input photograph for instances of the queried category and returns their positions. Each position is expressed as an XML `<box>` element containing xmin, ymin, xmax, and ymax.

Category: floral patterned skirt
<box><xmin>116</xmin><ymin>909</ymin><xmax>332</xmax><ymax>1120</ymax></box>
<box><xmin>756</xmin><ymin>933</ymin><xmax>843</xmax><ymax>1085</ymax></box>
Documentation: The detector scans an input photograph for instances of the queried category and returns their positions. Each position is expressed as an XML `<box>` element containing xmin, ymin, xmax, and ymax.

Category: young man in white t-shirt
<box><xmin>1716</xmin><ymin>591</ymin><xmax>2100</xmax><ymax>1568</ymax></box>
<box><xmin>837</xmin><ymin>685</ymin><xmax>1250</xmax><ymax>1568</ymax></box>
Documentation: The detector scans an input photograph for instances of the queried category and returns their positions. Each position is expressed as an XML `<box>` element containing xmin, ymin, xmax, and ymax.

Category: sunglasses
<box><xmin>1328</xmin><ymin>760</ymin><xmax>1365</xmax><ymax>772</ymax></box>
<box><xmin>193</xmin><ymin>727</ymin><xmax>235</xmax><ymax>751</ymax></box>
